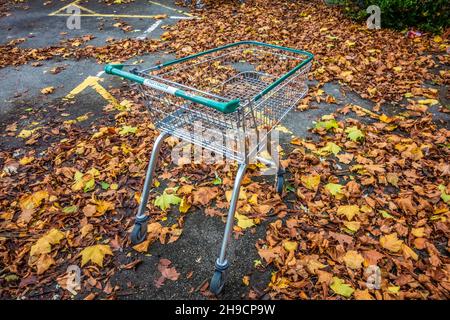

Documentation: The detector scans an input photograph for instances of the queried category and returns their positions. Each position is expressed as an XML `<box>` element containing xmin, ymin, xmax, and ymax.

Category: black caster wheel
<box><xmin>275</xmin><ymin>174</ymin><xmax>284</xmax><ymax>194</ymax></box>
<box><xmin>130</xmin><ymin>222</ymin><xmax>147</xmax><ymax>245</ymax></box>
<box><xmin>210</xmin><ymin>271</ymin><xmax>226</xmax><ymax>295</ymax></box>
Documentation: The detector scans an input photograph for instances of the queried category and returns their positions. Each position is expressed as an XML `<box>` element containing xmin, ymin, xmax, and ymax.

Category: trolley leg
<box><xmin>210</xmin><ymin>163</ymin><xmax>247</xmax><ymax>295</ymax></box>
<box><xmin>130</xmin><ymin>132</ymin><xmax>169</xmax><ymax>244</ymax></box>
<box><xmin>267</xmin><ymin>130</ymin><xmax>285</xmax><ymax>194</ymax></box>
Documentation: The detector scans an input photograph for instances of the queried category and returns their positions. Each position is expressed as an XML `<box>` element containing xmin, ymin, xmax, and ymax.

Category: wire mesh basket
<box><xmin>107</xmin><ymin>41</ymin><xmax>312</xmax><ymax>163</ymax></box>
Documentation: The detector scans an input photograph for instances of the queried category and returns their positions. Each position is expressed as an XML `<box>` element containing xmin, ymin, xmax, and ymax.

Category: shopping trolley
<box><xmin>105</xmin><ymin>41</ymin><xmax>313</xmax><ymax>294</ymax></box>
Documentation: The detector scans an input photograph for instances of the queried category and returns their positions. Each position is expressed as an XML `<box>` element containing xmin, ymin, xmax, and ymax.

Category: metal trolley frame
<box><xmin>105</xmin><ymin>41</ymin><xmax>313</xmax><ymax>294</ymax></box>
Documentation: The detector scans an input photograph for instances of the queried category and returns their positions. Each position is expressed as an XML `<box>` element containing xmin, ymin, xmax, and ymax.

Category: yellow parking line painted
<box><xmin>71</xmin><ymin>3</ymin><xmax>98</xmax><ymax>15</ymax></box>
<box><xmin>50</xmin><ymin>13</ymin><xmax>170</xmax><ymax>18</ymax></box>
<box><xmin>48</xmin><ymin>0</ymin><xmax>82</xmax><ymax>16</ymax></box>
<box><xmin>148</xmin><ymin>1</ymin><xmax>193</xmax><ymax>17</ymax></box>
<box><xmin>65</xmin><ymin>76</ymin><xmax>120</xmax><ymax>109</ymax></box>
<box><xmin>49</xmin><ymin>0</ymin><xmax>192</xmax><ymax>18</ymax></box>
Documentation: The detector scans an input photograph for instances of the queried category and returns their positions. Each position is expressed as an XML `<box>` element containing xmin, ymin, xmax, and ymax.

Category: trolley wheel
<box><xmin>130</xmin><ymin>222</ymin><xmax>147</xmax><ymax>245</ymax></box>
<box><xmin>275</xmin><ymin>174</ymin><xmax>284</xmax><ymax>194</ymax></box>
<box><xmin>210</xmin><ymin>271</ymin><xmax>226</xmax><ymax>295</ymax></box>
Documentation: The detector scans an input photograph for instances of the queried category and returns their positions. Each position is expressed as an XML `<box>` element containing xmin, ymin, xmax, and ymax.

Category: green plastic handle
<box><xmin>104</xmin><ymin>64</ymin><xmax>240</xmax><ymax>113</ymax></box>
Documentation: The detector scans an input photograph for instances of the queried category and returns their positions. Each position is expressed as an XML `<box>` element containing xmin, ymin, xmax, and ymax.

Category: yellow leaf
<box><xmin>225</xmin><ymin>187</ymin><xmax>247</xmax><ymax>202</ymax></box>
<box><xmin>133</xmin><ymin>240</ymin><xmax>151</xmax><ymax>253</ymax></box>
<box><xmin>18</xmin><ymin>129</ymin><xmax>34</xmax><ymax>139</ymax></box>
<box><xmin>342</xmin><ymin>250</ymin><xmax>364</xmax><ymax>269</ymax></box>
<box><xmin>417</xmin><ymin>99</ymin><xmax>438</xmax><ymax>106</ymax></box>
<box><xmin>330</xmin><ymin>277</ymin><xmax>354</xmax><ymax>298</ymax></box>
<box><xmin>179</xmin><ymin>197</ymin><xmax>191</xmax><ymax>213</ymax></box>
<box><xmin>283</xmin><ymin>241</ymin><xmax>298</xmax><ymax>252</ymax></box>
<box><xmin>388</xmin><ymin>286</ymin><xmax>400</xmax><ymax>293</ymax></box>
<box><xmin>337</xmin><ymin>205</ymin><xmax>359</xmax><ymax>221</ymax></box>
<box><xmin>30</xmin><ymin>228</ymin><xmax>65</xmax><ymax>257</ymax></box>
<box><xmin>301</xmin><ymin>174</ymin><xmax>321</xmax><ymax>191</ymax></box>
<box><xmin>433</xmin><ymin>35</ymin><xmax>442</xmax><ymax>43</ymax></box>
<box><xmin>19</xmin><ymin>156</ymin><xmax>34</xmax><ymax>165</ymax></box>
<box><xmin>235</xmin><ymin>212</ymin><xmax>255</xmax><ymax>229</ymax></box>
<box><xmin>380</xmin><ymin>233</ymin><xmax>403</xmax><ymax>252</ymax></box>
<box><xmin>411</xmin><ymin>227</ymin><xmax>424</xmax><ymax>238</ymax></box>
<box><xmin>367</xmin><ymin>87</ymin><xmax>377</xmax><ymax>97</ymax></box>
<box><xmin>80</xmin><ymin>244</ymin><xmax>113</xmax><ymax>267</ymax></box>
<box><xmin>393</xmin><ymin>66</ymin><xmax>402</xmax><ymax>72</ymax></box>
<box><xmin>248</xmin><ymin>193</ymin><xmax>258</xmax><ymax>206</ymax></box>
<box><xmin>95</xmin><ymin>200</ymin><xmax>114</xmax><ymax>216</ymax></box>
<box><xmin>343</xmin><ymin>221</ymin><xmax>360</xmax><ymax>232</ymax></box>
<box><xmin>242</xmin><ymin>275</ymin><xmax>250</xmax><ymax>286</ymax></box>
<box><xmin>401</xmin><ymin>244</ymin><xmax>418</xmax><ymax>261</ymax></box>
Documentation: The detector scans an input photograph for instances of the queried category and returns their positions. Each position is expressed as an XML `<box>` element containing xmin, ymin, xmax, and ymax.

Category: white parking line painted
<box><xmin>136</xmin><ymin>20</ymin><xmax>162</xmax><ymax>40</ymax></box>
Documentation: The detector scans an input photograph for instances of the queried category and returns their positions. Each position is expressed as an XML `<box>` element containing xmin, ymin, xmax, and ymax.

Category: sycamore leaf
<box><xmin>118</xmin><ymin>125</ymin><xmax>137</xmax><ymax>136</ymax></box>
<box><xmin>283</xmin><ymin>241</ymin><xmax>298</xmax><ymax>252</ymax></box>
<box><xmin>342</xmin><ymin>250</ymin><xmax>364</xmax><ymax>269</ymax></box>
<box><xmin>438</xmin><ymin>185</ymin><xmax>450</xmax><ymax>203</ymax></box>
<box><xmin>315</xmin><ymin>119</ymin><xmax>338</xmax><ymax>131</ymax></box>
<box><xmin>330</xmin><ymin>277</ymin><xmax>354</xmax><ymax>298</ymax></box>
<box><xmin>343</xmin><ymin>221</ymin><xmax>360</xmax><ymax>232</ymax></box>
<box><xmin>325</xmin><ymin>183</ymin><xmax>343</xmax><ymax>197</ymax></box>
<box><xmin>380</xmin><ymin>233</ymin><xmax>403</xmax><ymax>252</ymax></box>
<box><xmin>80</xmin><ymin>244</ymin><xmax>113</xmax><ymax>267</ymax></box>
<box><xmin>154</xmin><ymin>189</ymin><xmax>182</xmax><ymax>211</ymax></box>
<box><xmin>83</xmin><ymin>178</ymin><xmax>95</xmax><ymax>193</ymax></box>
<box><xmin>301</xmin><ymin>174</ymin><xmax>321</xmax><ymax>191</ymax></box>
<box><xmin>235</xmin><ymin>212</ymin><xmax>255</xmax><ymax>229</ymax></box>
<box><xmin>317</xmin><ymin>142</ymin><xmax>341</xmax><ymax>156</ymax></box>
<box><xmin>337</xmin><ymin>205</ymin><xmax>359</xmax><ymax>221</ymax></box>
<box><xmin>30</xmin><ymin>229</ymin><xmax>65</xmax><ymax>258</ymax></box>
<box><xmin>345</xmin><ymin>126</ymin><xmax>364</xmax><ymax>142</ymax></box>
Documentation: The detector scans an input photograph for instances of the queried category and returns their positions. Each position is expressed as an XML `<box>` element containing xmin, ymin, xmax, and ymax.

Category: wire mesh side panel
<box><xmin>136</xmin><ymin>43</ymin><xmax>311</xmax><ymax>163</ymax></box>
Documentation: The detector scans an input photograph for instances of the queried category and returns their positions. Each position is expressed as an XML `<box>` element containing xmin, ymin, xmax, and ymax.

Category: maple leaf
<box><xmin>330</xmin><ymin>277</ymin><xmax>354</xmax><ymax>298</ymax></box>
<box><xmin>342</xmin><ymin>250</ymin><xmax>364</xmax><ymax>269</ymax></box>
<box><xmin>154</xmin><ymin>189</ymin><xmax>182</xmax><ymax>211</ymax></box>
<box><xmin>317</xmin><ymin>142</ymin><xmax>341</xmax><ymax>156</ymax></box>
<box><xmin>337</xmin><ymin>205</ymin><xmax>359</xmax><ymax>221</ymax></box>
<box><xmin>343</xmin><ymin>221</ymin><xmax>360</xmax><ymax>232</ymax></box>
<box><xmin>80</xmin><ymin>244</ymin><xmax>113</xmax><ymax>267</ymax></box>
<box><xmin>345</xmin><ymin>126</ymin><xmax>364</xmax><ymax>142</ymax></box>
<box><xmin>118</xmin><ymin>125</ymin><xmax>137</xmax><ymax>135</ymax></box>
<box><xmin>30</xmin><ymin>228</ymin><xmax>65</xmax><ymax>258</ymax></box>
<box><xmin>380</xmin><ymin>233</ymin><xmax>403</xmax><ymax>253</ymax></box>
<box><xmin>301</xmin><ymin>174</ymin><xmax>321</xmax><ymax>191</ymax></box>
<box><xmin>235</xmin><ymin>212</ymin><xmax>255</xmax><ymax>229</ymax></box>
<box><xmin>314</xmin><ymin>119</ymin><xmax>338</xmax><ymax>131</ymax></box>
<box><xmin>325</xmin><ymin>183</ymin><xmax>343</xmax><ymax>197</ymax></box>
